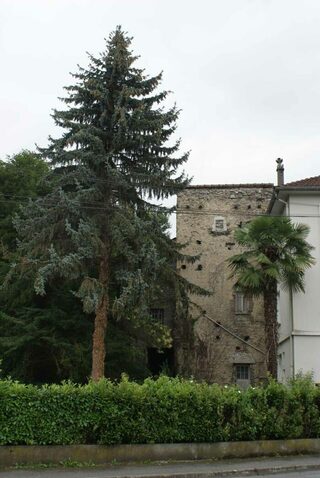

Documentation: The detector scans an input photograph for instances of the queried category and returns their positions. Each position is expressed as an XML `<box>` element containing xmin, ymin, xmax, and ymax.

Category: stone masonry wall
<box><xmin>174</xmin><ymin>184</ymin><xmax>273</xmax><ymax>385</ymax></box>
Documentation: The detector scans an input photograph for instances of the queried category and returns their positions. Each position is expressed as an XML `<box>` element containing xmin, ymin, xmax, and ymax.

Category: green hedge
<box><xmin>1</xmin><ymin>376</ymin><xmax>320</xmax><ymax>445</ymax></box>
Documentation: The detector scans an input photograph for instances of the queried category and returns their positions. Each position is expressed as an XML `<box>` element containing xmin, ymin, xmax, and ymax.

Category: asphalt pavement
<box><xmin>2</xmin><ymin>454</ymin><xmax>320</xmax><ymax>478</ymax></box>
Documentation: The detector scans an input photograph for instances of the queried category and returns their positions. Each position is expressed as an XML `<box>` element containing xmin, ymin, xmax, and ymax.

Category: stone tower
<box><xmin>175</xmin><ymin>183</ymin><xmax>273</xmax><ymax>386</ymax></box>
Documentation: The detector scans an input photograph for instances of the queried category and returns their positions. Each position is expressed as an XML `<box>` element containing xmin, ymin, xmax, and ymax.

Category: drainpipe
<box><xmin>285</xmin><ymin>198</ymin><xmax>295</xmax><ymax>379</ymax></box>
<box><xmin>289</xmin><ymin>287</ymin><xmax>295</xmax><ymax>379</ymax></box>
<box><xmin>274</xmin><ymin>157</ymin><xmax>294</xmax><ymax>380</ymax></box>
<box><xmin>276</xmin><ymin>195</ymin><xmax>295</xmax><ymax>379</ymax></box>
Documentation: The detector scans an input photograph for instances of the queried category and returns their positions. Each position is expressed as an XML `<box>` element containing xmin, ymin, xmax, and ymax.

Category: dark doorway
<box><xmin>147</xmin><ymin>348</ymin><xmax>174</xmax><ymax>376</ymax></box>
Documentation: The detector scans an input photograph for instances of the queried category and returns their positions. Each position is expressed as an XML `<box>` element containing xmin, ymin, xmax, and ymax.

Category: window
<box><xmin>215</xmin><ymin>219</ymin><xmax>225</xmax><ymax>230</ymax></box>
<box><xmin>212</xmin><ymin>216</ymin><xmax>227</xmax><ymax>233</ymax></box>
<box><xmin>236</xmin><ymin>364</ymin><xmax>249</xmax><ymax>380</ymax></box>
<box><xmin>150</xmin><ymin>308</ymin><xmax>165</xmax><ymax>325</ymax></box>
<box><xmin>235</xmin><ymin>291</ymin><xmax>250</xmax><ymax>314</ymax></box>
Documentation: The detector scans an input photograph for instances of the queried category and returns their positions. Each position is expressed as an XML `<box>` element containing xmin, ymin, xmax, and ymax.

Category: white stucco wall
<box><xmin>294</xmin><ymin>336</ymin><xmax>320</xmax><ymax>383</ymax></box>
<box><xmin>278</xmin><ymin>338</ymin><xmax>292</xmax><ymax>383</ymax></box>
<box><xmin>278</xmin><ymin>287</ymin><xmax>292</xmax><ymax>338</ymax></box>
<box><xmin>289</xmin><ymin>195</ymin><xmax>320</xmax><ymax>332</ymax></box>
<box><xmin>277</xmin><ymin>193</ymin><xmax>320</xmax><ymax>382</ymax></box>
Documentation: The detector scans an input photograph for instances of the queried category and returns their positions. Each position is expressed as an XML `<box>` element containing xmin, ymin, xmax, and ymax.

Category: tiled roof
<box><xmin>186</xmin><ymin>183</ymin><xmax>273</xmax><ymax>189</ymax></box>
<box><xmin>286</xmin><ymin>176</ymin><xmax>320</xmax><ymax>187</ymax></box>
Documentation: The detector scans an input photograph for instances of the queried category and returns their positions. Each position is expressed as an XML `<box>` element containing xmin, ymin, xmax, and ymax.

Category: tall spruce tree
<box><xmin>12</xmin><ymin>27</ymin><xmax>196</xmax><ymax>381</ymax></box>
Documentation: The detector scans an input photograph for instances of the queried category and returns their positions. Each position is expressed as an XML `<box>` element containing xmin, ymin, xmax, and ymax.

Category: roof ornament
<box><xmin>276</xmin><ymin>158</ymin><xmax>284</xmax><ymax>186</ymax></box>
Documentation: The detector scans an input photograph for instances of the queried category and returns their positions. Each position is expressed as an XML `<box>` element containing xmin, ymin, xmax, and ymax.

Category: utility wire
<box><xmin>203</xmin><ymin>313</ymin><xmax>266</xmax><ymax>355</ymax></box>
<box><xmin>1</xmin><ymin>197</ymin><xmax>320</xmax><ymax>218</ymax></box>
<box><xmin>1</xmin><ymin>193</ymin><xmax>320</xmax><ymax>218</ymax></box>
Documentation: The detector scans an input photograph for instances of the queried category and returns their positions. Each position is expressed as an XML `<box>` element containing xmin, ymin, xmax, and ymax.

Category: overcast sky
<box><xmin>1</xmin><ymin>0</ymin><xmax>320</xmax><ymax>186</ymax></box>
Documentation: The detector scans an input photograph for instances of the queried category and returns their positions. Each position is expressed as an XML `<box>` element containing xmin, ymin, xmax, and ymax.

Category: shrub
<box><xmin>1</xmin><ymin>376</ymin><xmax>320</xmax><ymax>445</ymax></box>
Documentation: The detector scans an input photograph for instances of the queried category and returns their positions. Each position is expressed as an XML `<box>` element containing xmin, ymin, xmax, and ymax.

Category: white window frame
<box><xmin>212</xmin><ymin>216</ymin><xmax>227</xmax><ymax>232</ymax></box>
<box><xmin>235</xmin><ymin>291</ymin><xmax>250</xmax><ymax>314</ymax></box>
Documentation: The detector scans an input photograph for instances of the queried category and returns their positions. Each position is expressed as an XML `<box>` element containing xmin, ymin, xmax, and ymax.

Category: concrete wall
<box><xmin>290</xmin><ymin>195</ymin><xmax>320</xmax><ymax>332</ymax></box>
<box><xmin>175</xmin><ymin>184</ymin><xmax>273</xmax><ymax>384</ymax></box>
<box><xmin>2</xmin><ymin>440</ymin><xmax>320</xmax><ymax>466</ymax></box>
<box><xmin>276</xmin><ymin>193</ymin><xmax>320</xmax><ymax>382</ymax></box>
<box><xmin>278</xmin><ymin>286</ymin><xmax>292</xmax><ymax>339</ymax></box>
<box><xmin>294</xmin><ymin>336</ymin><xmax>320</xmax><ymax>382</ymax></box>
<box><xmin>278</xmin><ymin>338</ymin><xmax>292</xmax><ymax>383</ymax></box>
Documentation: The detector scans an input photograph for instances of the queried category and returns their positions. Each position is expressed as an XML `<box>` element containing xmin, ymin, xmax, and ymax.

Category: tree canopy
<box><xmin>0</xmin><ymin>151</ymin><xmax>179</xmax><ymax>383</ymax></box>
<box><xmin>9</xmin><ymin>27</ymin><xmax>202</xmax><ymax>380</ymax></box>
<box><xmin>228</xmin><ymin>215</ymin><xmax>314</xmax><ymax>377</ymax></box>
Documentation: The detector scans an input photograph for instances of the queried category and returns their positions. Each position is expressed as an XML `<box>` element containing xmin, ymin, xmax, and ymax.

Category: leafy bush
<box><xmin>1</xmin><ymin>376</ymin><xmax>320</xmax><ymax>445</ymax></box>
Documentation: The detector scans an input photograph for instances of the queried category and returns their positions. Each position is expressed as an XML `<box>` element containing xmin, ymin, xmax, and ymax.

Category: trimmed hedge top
<box><xmin>1</xmin><ymin>376</ymin><xmax>320</xmax><ymax>445</ymax></box>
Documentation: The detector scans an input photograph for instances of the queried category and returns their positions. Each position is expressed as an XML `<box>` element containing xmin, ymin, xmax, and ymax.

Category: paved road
<box><xmin>2</xmin><ymin>470</ymin><xmax>320</xmax><ymax>478</ymax></box>
<box><xmin>1</xmin><ymin>455</ymin><xmax>320</xmax><ymax>478</ymax></box>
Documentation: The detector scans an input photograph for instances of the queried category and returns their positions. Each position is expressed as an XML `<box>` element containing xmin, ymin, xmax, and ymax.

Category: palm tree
<box><xmin>228</xmin><ymin>216</ymin><xmax>314</xmax><ymax>378</ymax></box>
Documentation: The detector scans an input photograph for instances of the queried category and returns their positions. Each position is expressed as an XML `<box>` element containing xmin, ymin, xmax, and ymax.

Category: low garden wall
<box><xmin>2</xmin><ymin>440</ymin><xmax>320</xmax><ymax>466</ymax></box>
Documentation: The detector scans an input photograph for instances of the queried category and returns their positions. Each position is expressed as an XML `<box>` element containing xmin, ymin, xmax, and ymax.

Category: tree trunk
<box><xmin>263</xmin><ymin>281</ymin><xmax>278</xmax><ymax>379</ymax></box>
<box><xmin>91</xmin><ymin>253</ymin><xmax>109</xmax><ymax>382</ymax></box>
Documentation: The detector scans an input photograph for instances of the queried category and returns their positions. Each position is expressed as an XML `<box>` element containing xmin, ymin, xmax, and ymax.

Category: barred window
<box><xmin>150</xmin><ymin>308</ymin><xmax>165</xmax><ymax>325</ymax></box>
<box><xmin>236</xmin><ymin>365</ymin><xmax>249</xmax><ymax>380</ymax></box>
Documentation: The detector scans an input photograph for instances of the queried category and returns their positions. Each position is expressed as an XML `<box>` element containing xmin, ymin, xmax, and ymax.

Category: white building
<box><xmin>269</xmin><ymin>160</ymin><xmax>320</xmax><ymax>382</ymax></box>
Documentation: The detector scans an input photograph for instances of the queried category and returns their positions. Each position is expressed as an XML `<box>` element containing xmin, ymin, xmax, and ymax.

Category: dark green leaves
<box><xmin>1</xmin><ymin>376</ymin><xmax>319</xmax><ymax>445</ymax></box>
<box><xmin>229</xmin><ymin>216</ymin><xmax>315</xmax><ymax>294</ymax></box>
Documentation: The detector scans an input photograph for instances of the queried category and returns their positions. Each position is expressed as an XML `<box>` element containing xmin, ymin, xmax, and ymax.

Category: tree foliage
<box><xmin>0</xmin><ymin>150</ymin><xmax>49</xmax><ymax>249</ymax></box>
<box><xmin>229</xmin><ymin>216</ymin><xmax>315</xmax><ymax>294</ymax></box>
<box><xmin>8</xmin><ymin>27</ymin><xmax>203</xmax><ymax>380</ymax></box>
<box><xmin>0</xmin><ymin>152</ymin><xmax>91</xmax><ymax>383</ymax></box>
<box><xmin>1</xmin><ymin>376</ymin><xmax>319</xmax><ymax>445</ymax></box>
<box><xmin>228</xmin><ymin>215</ymin><xmax>314</xmax><ymax>377</ymax></box>
<box><xmin>0</xmin><ymin>151</ymin><xmax>171</xmax><ymax>383</ymax></box>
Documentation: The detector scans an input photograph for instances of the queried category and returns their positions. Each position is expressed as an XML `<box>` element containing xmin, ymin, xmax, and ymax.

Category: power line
<box><xmin>1</xmin><ymin>194</ymin><xmax>320</xmax><ymax>219</ymax></box>
<box><xmin>204</xmin><ymin>313</ymin><xmax>265</xmax><ymax>355</ymax></box>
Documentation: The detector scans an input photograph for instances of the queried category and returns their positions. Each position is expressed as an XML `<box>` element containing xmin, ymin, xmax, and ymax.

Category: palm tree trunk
<box><xmin>91</xmin><ymin>252</ymin><xmax>109</xmax><ymax>382</ymax></box>
<box><xmin>263</xmin><ymin>281</ymin><xmax>278</xmax><ymax>379</ymax></box>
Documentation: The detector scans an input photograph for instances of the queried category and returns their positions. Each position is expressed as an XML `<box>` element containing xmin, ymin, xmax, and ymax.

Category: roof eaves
<box><xmin>185</xmin><ymin>183</ymin><xmax>273</xmax><ymax>190</ymax></box>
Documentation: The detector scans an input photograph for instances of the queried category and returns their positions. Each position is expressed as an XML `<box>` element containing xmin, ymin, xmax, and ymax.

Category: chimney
<box><xmin>276</xmin><ymin>158</ymin><xmax>284</xmax><ymax>186</ymax></box>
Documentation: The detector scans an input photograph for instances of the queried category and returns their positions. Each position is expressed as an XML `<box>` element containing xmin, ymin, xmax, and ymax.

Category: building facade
<box><xmin>268</xmin><ymin>173</ymin><xmax>320</xmax><ymax>383</ymax></box>
<box><xmin>175</xmin><ymin>183</ymin><xmax>273</xmax><ymax>386</ymax></box>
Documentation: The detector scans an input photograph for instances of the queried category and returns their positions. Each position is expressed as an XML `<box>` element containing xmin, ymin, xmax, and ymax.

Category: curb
<box><xmin>117</xmin><ymin>465</ymin><xmax>320</xmax><ymax>477</ymax></box>
<box><xmin>1</xmin><ymin>439</ymin><xmax>320</xmax><ymax>467</ymax></box>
